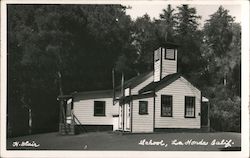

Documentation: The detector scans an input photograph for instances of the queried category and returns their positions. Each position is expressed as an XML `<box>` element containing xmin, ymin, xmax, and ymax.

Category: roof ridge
<box><xmin>116</xmin><ymin>71</ymin><xmax>153</xmax><ymax>89</ymax></box>
<box><xmin>73</xmin><ymin>89</ymin><xmax>113</xmax><ymax>95</ymax></box>
<box><xmin>139</xmin><ymin>73</ymin><xmax>181</xmax><ymax>94</ymax></box>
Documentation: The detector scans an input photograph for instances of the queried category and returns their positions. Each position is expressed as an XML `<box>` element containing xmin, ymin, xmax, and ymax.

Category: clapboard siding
<box><xmin>161</xmin><ymin>49</ymin><xmax>177</xmax><ymax>78</ymax></box>
<box><xmin>155</xmin><ymin>77</ymin><xmax>201</xmax><ymax>128</ymax></box>
<box><xmin>73</xmin><ymin>97</ymin><xmax>119</xmax><ymax>125</ymax></box>
<box><xmin>132</xmin><ymin>98</ymin><xmax>154</xmax><ymax>132</ymax></box>
<box><xmin>125</xmin><ymin>88</ymin><xmax>130</xmax><ymax>96</ymax></box>
<box><xmin>154</xmin><ymin>60</ymin><xmax>161</xmax><ymax>82</ymax></box>
<box><xmin>131</xmin><ymin>76</ymin><xmax>153</xmax><ymax>95</ymax></box>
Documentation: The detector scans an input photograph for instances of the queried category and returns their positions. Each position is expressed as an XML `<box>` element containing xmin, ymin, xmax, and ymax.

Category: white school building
<box><xmin>59</xmin><ymin>43</ymin><xmax>209</xmax><ymax>134</ymax></box>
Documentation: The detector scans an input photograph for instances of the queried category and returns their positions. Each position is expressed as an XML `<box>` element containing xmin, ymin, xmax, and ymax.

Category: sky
<box><xmin>125</xmin><ymin>4</ymin><xmax>241</xmax><ymax>27</ymax></box>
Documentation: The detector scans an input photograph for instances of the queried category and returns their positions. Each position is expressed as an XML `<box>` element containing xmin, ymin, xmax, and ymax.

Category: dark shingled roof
<box><xmin>159</xmin><ymin>41</ymin><xmax>180</xmax><ymax>49</ymax></box>
<box><xmin>73</xmin><ymin>90</ymin><xmax>117</xmax><ymax>101</ymax></box>
<box><xmin>139</xmin><ymin>73</ymin><xmax>181</xmax><ymax>94</ymax></box>
<box><xmin>72</xmin><ymin>71</ymin><xmax>153</xmax><ymax>100</ymax></box>
<box><xmin>116</xmin><ymin>71</ymin><xmax>153</xmax><ymax>89</ymax></box>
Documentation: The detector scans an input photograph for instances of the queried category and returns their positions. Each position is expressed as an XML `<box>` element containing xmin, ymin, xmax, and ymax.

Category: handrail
<box><xmin>72</xmin><ymin>113</ymin><xmax>87</xmax><ymax>133</ymax></box>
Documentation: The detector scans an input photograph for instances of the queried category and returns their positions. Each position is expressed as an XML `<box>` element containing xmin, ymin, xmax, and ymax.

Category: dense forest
<box><xmin>7</xmin><ymin>4</ymin><xmax>241</xmax><ymax>137</ymax></box>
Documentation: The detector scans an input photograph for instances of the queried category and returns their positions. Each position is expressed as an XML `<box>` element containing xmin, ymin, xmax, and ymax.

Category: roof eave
<box><xmin>138</xmin><ymin>73</ymin><xmax>181</xmax><ymax>94</ymax></box>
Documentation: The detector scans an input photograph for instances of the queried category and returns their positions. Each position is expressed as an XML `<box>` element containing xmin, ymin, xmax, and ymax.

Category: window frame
<box><xmin>164</xmin><ymin>49</ymin><xmax>176</xmax><ymax>60</ymax></box>
<box><xmin>184</xmin><ymin>96</ymin><xmax>196</xmax><ymax>118</ymax></box>
<box><xmin>161</xmin><ymin>95</ymin><xmax>173</xmax><ymax>117</ymax></box>
<box><xmin>139</xmin><ymin>101</ymin><xmax>148</xmax><ymax>115</ymax></box>
<box><xmin>154</xmin><ymin>48</ymin><xmax>161</xmax><ymax>61</ymax></box>
<box><xmin>94</xmin><ymin>101</ymin><xmax>106</xmax><ymax>116</ymax></box>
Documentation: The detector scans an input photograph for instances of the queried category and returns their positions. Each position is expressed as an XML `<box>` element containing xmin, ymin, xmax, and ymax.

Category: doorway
<box><xmin>118</xmin><ymin>103</ymin><xmax>131</xmax><ymax>132</ymax></box>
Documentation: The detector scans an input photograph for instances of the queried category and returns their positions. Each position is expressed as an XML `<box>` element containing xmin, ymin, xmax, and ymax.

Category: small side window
<box><xmin>165</xmin><ymin>49</ymin><xmax>175</xmax><ymax>60</ymax></box>
<box><xmin>185</xmin><ymin>96</ymin><xmax>195</xmax><ymax>118</ymax></box>
<box><xmin>161</xmin><ymin>95</ymin><xmax>173</xmax><ymax>117</ymax></box>
<box><xmin>154</xmin><ymin>48</ymin><xmax>160</xmax><ymax>61</ymax></box>
<box><xmin>94</xmin><ymin>101</ymin><xmax>106</xmax><ymax>116</ymax></box>
<box><xmin>139</xmin><ymin>101</ymin><xmax>148</xmax><ymax>115</ymax></box>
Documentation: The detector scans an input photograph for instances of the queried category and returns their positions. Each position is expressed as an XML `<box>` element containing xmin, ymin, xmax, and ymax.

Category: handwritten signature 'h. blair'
<box><xmin>12</xmin><ymin>141</ymin><xmax>40</xmax><ymax>148</ymax></box>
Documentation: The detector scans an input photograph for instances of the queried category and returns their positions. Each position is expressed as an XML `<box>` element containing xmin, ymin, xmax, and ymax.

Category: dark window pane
<box><xmin>161</xmin><ymin>95</ymin><xmax>172</xmax><ymax>117</ymax></box>
<box><xmin>185</xmin><ymin>96</ymin><xmax>195</xmax><ymax>117</ymax></box>
<box><xmin>94</xmin><ymin>101</ymin><xmax>105</xmax><ymax>116</ymax></box>
<box><xmin>139</xmin><ymin>101</ymin><xmax>148</xmax><ymax>115</ymax></box>
<box><xmin>154</xmin><ymin>48</ymin><xmax>160</xmax><ymax>61</ymax></box>
<box><xmin>165</xmin><ymin>49</ymin><xmax>175</xmax><ymax>60</ymax></box>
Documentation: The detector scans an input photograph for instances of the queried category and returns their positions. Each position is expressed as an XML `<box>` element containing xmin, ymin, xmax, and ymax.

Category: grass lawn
<box><xmin>6</xmin><ymin>131</ymin><xmax>241</xmax><ymax>151</ymax></box>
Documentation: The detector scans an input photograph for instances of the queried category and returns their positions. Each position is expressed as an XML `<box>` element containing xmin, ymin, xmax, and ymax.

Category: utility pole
<box><xmin>121</xmin><ymin>72</ymin><xmax>124</xmax><ymax>132</ymax></box>
<box><xmin>28</xmin><ymin>108</ymin><xmax>32</xmax><ymax>135</ymax></box>
<box><xmin>57</xmin><ymin>71</ymin><xmax>66</xmax><ymax>134</ymax></box>
<box><xmin>112</xmin><ymin>68</ymin><xmax>116</xmax><ymax>105</ymax></box>
<box><xmin>208</xmin><ymin>102</ymin><xmax>210</xmax><ymax>132</ymax></box>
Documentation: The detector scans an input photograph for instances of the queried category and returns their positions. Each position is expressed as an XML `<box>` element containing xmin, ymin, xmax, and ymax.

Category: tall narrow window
<box><xmin>165</xmin><ymin>49</ymin><xmax>175</xmax><ymax>60</ymax></box>
<box><xmin>139</xmin><ymin>101</ymin><xmax>148</xmax><ymax>115</ymax></box>
<box><xmin>94</xmin><ymin>101</ymin><xmax>105</xmax><ymax>116</ymax></box>
<box><xmin>154</xmin><ymin>48</ymin><xmax>160</xmax><ymax>61</ymax></box>
<box><xmin>161</xmin><ymin>95</ymin><xmax>172</xmax><ymax>117</ymax></box>
<box><xmin>185</xmin><ymin>96</ymin><xmax>195</xmax><ymax>118</ymax></box>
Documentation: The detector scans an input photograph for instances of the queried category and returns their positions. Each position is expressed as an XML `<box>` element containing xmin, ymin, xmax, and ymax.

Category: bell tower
<box><xmin>153</xmin><ymin>43</ymin><xmax>178</xmax><ymax>82</ymax></box>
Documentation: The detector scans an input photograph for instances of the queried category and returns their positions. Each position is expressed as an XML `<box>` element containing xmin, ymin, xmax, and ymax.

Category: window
<box><xmin>165</xmin><ymin>49</ymin><xmax>175</xmax><ymax>60</ymax></box>
<box><xmin>185</xmin><ymin>96</ymin><xmax>195</xmax><ymax>118</ymax></box>
<box><xmin>161</xmin><ymin>95</ymin><xmax>172</xmax><ymax>117</ymax></box>
<box><xmin>139</xmin><ymin>101</ymin><xmax>148</xmax><ymax>115</ymax></box>
<box><xmin>94</xmin><ymin>101</ymin><xmax>105</xmax><ymax>116</ymax></box>
<box><xmin>154</xmin><ymin>48</ymin><xmax>160</xmax><ymax>61</ymax></box>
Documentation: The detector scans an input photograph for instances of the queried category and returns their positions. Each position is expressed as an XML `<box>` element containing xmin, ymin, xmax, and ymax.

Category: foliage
<box><xmin>209</xmin><ymin>86</ymin><xmax>241</xmax><ymax>132</ymax></box>
<box><xmin>175</xmin><ymin>5</ymin><xmax>204</xmax><ymax>79</ymax></box>
<box><xmin>7</xmin><ymin>4</ymin><xmax>241</xmax><ymax>136</ymax></box>
<box><xmin>132</xmin><ymin>14</ymin><xmax>158</xmax><ymax>73</ymax></box>
<box><xmin>156</xmin><ymin>4</ymin><xmax>178</xmax><ymax>43</ymax></box>
<box><xmin>7</xmin><ymin>4</ymin><xmax>134</xmax><ymax>136</ymax></box>
<box><xmin>202</xmin><ymin>6</ymin><xmax>241</xmax><ymax>132</ymax></box>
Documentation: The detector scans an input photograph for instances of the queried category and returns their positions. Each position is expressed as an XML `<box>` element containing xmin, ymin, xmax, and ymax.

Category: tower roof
<box><xmin>159</xmin><ymin>42</ymin><xmax>179</xmax><ymax>49</ymax></box>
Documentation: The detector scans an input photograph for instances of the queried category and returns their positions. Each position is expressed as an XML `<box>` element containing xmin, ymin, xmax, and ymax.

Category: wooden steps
<box><xmin>59</xmin><ymin>123</ymin><xmax>75</xmax><ymax>135</ymax></box>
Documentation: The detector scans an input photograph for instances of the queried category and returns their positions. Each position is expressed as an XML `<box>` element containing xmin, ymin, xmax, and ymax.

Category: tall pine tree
<box><xmin>175</xmin><ymin>5</ymin><xmax>204</xmax><ymax>84</ymax></box>
<box><xmin>156</xmin><ymin>4</ymin><xmax>177</xmax><ymax>43</ymax></box>
<box><xmin>202</xmin><ymin>6</ymin><xmax>241</xmax><ymax>132</ymax></box>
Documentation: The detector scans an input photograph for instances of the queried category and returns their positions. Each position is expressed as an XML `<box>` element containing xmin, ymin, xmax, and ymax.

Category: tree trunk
<box><xmin>58</xmin><ymin>71</ymin><xmax>65</xmax><ymax>125</ymax></box>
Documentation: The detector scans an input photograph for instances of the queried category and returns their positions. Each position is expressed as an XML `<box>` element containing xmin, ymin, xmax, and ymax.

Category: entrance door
<box><xmin>201</xmin><ymin>102</ymin><xmax>209</xmax><ymax>128</ymax></box>
<box><xmin>118</xmin><ymin>105</ymin><xmax>123</xmax><ymax>130</ymax></box>
<box><xmin>125</xmin><ymin>103</ymin><xmax>131</xmax><ymax>131</ymax></box>
<box><xmin>118</xmin><ymin>103</ymin><xmax>131</xmax><ymax>132</ymax></box>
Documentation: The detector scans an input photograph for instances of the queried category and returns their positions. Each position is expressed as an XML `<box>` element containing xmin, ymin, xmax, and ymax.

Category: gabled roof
<box><xmin>73</xmin><ymin>90</ymin><xmax>114</xmax><ymax>100</ymax></box>
<box><xmin>119</xmin><ymin>92</ymin><xmax>155</xmax><ymax>103</ymax></box>
<box><xmin>116</xmin><ymin>71</ymin><xmax>153</xmax><ymax>89</ymax></box>
<box><xmin>72</xmin><ymin>71</ymin><xmax>153</xmax><ymax>100</ymax></box>
<box><xmin>138</xmin><ymin>73</ymin><xmax>181</xmax><ymax>94</ymax></box>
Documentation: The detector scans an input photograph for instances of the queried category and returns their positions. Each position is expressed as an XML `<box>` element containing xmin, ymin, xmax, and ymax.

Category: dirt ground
<box><xmin>6</xmin><ymin>131</ymin><xmax>241</xmax><ymax>151</ymax></box>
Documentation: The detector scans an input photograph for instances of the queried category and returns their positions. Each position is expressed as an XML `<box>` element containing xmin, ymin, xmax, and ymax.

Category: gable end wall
<box><xmin>155</xmin><ymin>77</ymin><xmax>201</xmax><ymax>129</ymax></box>
<box><xmin>131</xmin><ymin>75</ymin><xmax>154</xmax><ymax>95</ymax></box>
